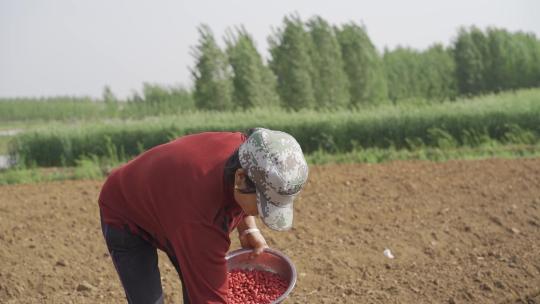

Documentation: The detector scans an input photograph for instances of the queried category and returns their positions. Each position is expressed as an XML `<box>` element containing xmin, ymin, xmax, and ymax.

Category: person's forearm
<box><xmin>237</xmin><ymin>215</ymin><xmax>258</xmax><ymax>234</ymax></box>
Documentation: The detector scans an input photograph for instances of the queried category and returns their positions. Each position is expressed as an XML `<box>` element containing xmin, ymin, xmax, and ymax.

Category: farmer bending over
<box><xmin>98</xmin><ymin>128</ymin><xmax>308</xmax><ymax>303</ymax></box>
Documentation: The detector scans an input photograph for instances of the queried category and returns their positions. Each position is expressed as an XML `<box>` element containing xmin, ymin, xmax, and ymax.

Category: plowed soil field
<box><xmin>1</xmin><ymin>159</ymin><xmax>539</xmax><ymax>303</ymax></box>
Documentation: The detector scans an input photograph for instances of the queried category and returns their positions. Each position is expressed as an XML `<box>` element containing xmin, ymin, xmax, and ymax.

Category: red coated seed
<box><xmin>227</xmin><ymin>269</ymin><xmax>288</xmax><ymax>304</ymax></box>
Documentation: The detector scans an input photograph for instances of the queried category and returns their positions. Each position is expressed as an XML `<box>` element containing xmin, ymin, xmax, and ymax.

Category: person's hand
<box><xmin>239</xmin><ymin>230</ymin><xmax>269</xmax><ymax>259</ymax></box>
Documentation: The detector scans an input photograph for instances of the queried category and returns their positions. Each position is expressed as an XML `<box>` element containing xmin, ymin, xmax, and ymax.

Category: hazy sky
<box><xmin>1</xmin><ymin>0</ymin><xmax>539</xmax><ymax>99</ymax></box>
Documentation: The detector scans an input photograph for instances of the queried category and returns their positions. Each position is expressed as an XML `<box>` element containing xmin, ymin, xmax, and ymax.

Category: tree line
<box><xmin>106</xmin><ymin>15</ymin><xmax>540</xmax><ymax>111</ymax></box>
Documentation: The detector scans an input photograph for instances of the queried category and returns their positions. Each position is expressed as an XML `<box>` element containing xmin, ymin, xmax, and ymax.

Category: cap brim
<box><xmin>256</xmin><ymin>190</ymin><xmax>294</xmax><ymax>231</ymax></box>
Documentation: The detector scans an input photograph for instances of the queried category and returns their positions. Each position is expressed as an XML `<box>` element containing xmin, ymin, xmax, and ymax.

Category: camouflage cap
<box><xmin>239</xmin><ymin>128</ymin><xmax>309</xmax><ymax>231</ymax></box>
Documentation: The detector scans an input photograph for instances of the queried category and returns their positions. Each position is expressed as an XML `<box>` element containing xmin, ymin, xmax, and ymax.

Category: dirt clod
<box><xmin>56</xmin><ymin>260</ymin><xmax>67</xmax><ymax>267</ymax></box>
<box><xmin>76</xmin><ymin>281</ymin><xmax>94</xmax><ymax>292</ymax></box>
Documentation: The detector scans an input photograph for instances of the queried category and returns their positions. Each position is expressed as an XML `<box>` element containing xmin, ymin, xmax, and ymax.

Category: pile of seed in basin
<box><xmin>227</xmin><ymin>269</ymin><xmax>288</xmax><ymax>304</ymax></box>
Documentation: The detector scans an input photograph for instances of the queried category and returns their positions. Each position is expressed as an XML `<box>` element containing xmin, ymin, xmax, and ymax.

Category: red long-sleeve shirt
<box><xmin>98</xmin><ymin>132</ymin><xmax>247</xmax><ymax>303</ymax></box>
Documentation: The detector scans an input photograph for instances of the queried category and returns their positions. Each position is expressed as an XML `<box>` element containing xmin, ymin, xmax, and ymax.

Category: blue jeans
<box><xmin>100</xmin><ymin>215</ymin><xmax>190</xmax><ymax>304</ymax></box>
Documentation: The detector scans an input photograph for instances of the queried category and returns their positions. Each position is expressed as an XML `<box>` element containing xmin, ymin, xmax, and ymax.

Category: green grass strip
<box><xmin>1</xmin><ymin>143</ymin><xmax>539</xmax><ymax>185</ymax></box>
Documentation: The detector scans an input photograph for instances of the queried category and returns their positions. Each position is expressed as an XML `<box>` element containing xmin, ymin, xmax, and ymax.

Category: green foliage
<box><xmin>0</xmin><ymin>152</ymin><xmax>122</xmax><ymax>184</ymax></box>
<box><xmin>0</xmin><ymin>96</ymin><xmax>102</xmax><ymax>121</ymax></box>
<box><xmin>503</xmin><ymin>124</ymin><xmax>537</xmax><ymax>144</ymax></box>
<box><xmin>422</xmin><ymin>45</ymin><xmax>458</xmax><ymax>101</ymax></box>
<box><xmin>454</xmin><ymin>27</ymin><xmax>488</xmax><ymax>95</ymax></box>
<box><xmin>306</xmin><ymin>16</ymin><xmax>350</xmax><ymax>108</ymax></box>
<box><xmin>269</xmin><ymin>15</ymin><xmax>316</xmax><ymax>110</ymax></box>
<box><xmin>3</xmin><ymin>141</ymin><xmax>540</xmax><ymax>185</ymax></box>
<box><xmin>384</xmin><ymin>45</ymin><xmax>457</xmax><ymax>102</ymax></box>
<box><xmin>9</xmin><ymin>89</ymin><xmax>540</xmax><ymax>167</ymax></box>
<box><xmin>191</xmin><ymin>24</ymin><xmax>233</xmax><ymax>110</ymax></box>
<box><xmin>384</xmin><ymin>47</ymin><xmax>423</xmax><ymax>102</ymax></box>
<box><xmin>336</xmin><ymin>23</ymin><xmax>387</xmax><ymax>106</ymax></box>
<box><xmin>512</xmin><ymin>32</ymin><xmax>540</xmax><ymax>88</ymax></box>
<box><xmin>307</xmin><ymin>144</ymin><xmax>540</xmax><ymax>165</ymax></box>
<box><xmin>454</xmin><ymin>28</ymin><xmax>487</xmax><ymax>95</ymax></box>
<box><xmin>486</xmin><ymin>29</ymin><xmax>540</xmax><ymax>91</ymax></box>
<box><xmin>127</xmin><ymin>83</ymin><xmax>195</xmax><ymax>115</ymax></box>
<box><xmin>0</xmin><ymin>85</ymin><xmax>195</xmax><ymax>121</ymax></box>
<box><xmin>225</xmin><ymin>27</ymin><xmax>279</xmax><ymax>109</ymax></box>
<box><xmin>0</xmin><ymin>168</ymin><xmax>43</xmax><ymax>185</ymax></box>
<box><xmin>453</xmin><ymin>26</ymin><xmax>540</xmax><ymax>96</ymax></box>
<box><xmin>0</xmin><ymin>136</ymin><xmax>12</xmax><ymax>154</ymax></box>
<box><xmin>73</xmin><ymin>155</ymin><xmax>103</xmax><ymax>179</ymax></box>
<box><xmin>102</xmin><ymin>86</ymin><xmax>117</xmax><ymax>104</ymax></box>
<box><xmin>485</xmin><ymin>28</ymin><xmax>513</xmax><ymax>92</ymax></box>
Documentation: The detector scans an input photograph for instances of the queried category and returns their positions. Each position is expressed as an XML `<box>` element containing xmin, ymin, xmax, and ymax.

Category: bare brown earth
<box><xmin>1</xmin><ymin>158</ymin><xmax>539</xmax><ymax>304</ymax></box>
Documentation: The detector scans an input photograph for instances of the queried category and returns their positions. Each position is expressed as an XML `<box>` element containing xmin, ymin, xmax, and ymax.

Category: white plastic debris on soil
<box><xmin>383</xmin><ymin>248</ymin><xmax>395</xmax><ymax>259</ymax></box>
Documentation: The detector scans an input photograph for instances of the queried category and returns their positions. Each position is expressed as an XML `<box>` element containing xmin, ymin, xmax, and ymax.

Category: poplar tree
<box><xmin>383</xmin><ymin>47</ymin><xmax>423</xmax><ymax>102</ymax></box>
<box><xmin>534</xmin><ymin>37</ymin><xmax>540</xmax><ymax>86</ymax></box>
<box><xmin>486</xmin><ymin>29</ymin><xmax>540</xmax><ymax>91</ymax></box>
<box><xmin>306</xmin><ymin>16</ymin><xmax>349</xmax><ymax>108</ymax></box>
<box><xmin>453</xmin><ymin>27</ymin><xmax>487</xmax><ymax>95</ymax></box>
<box><xmin>225</xmin><ymin>26</ymin><xmax>279</xmax><ymax>109</ymax></box>
<box><xmin>421</xmin><ymin>44</ymin><xmax>458</xmax><ymax>101</ymax></box>
<box><xmin>268</xmin><ymin>15</ymin><xmax>315</xmax><ymax>110</ymax></box>
<box><xmin>191</xmin><ymin>24</ymin><xmax>233</xmax><ymax>110</ymax></box>
<box><xmin>514</xmin><ymin>32</ymin><xmax>540</xmax><ymax>88</ymax></box>
<box><xmin>336</xmin><ymin>23</ymin><xmax>387</xmax><ymax>106</ymax></box>
<box><xmin>384</xmin><ymin>45</ymin><xmax>457</xmax><ymax>102</ymax></box>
